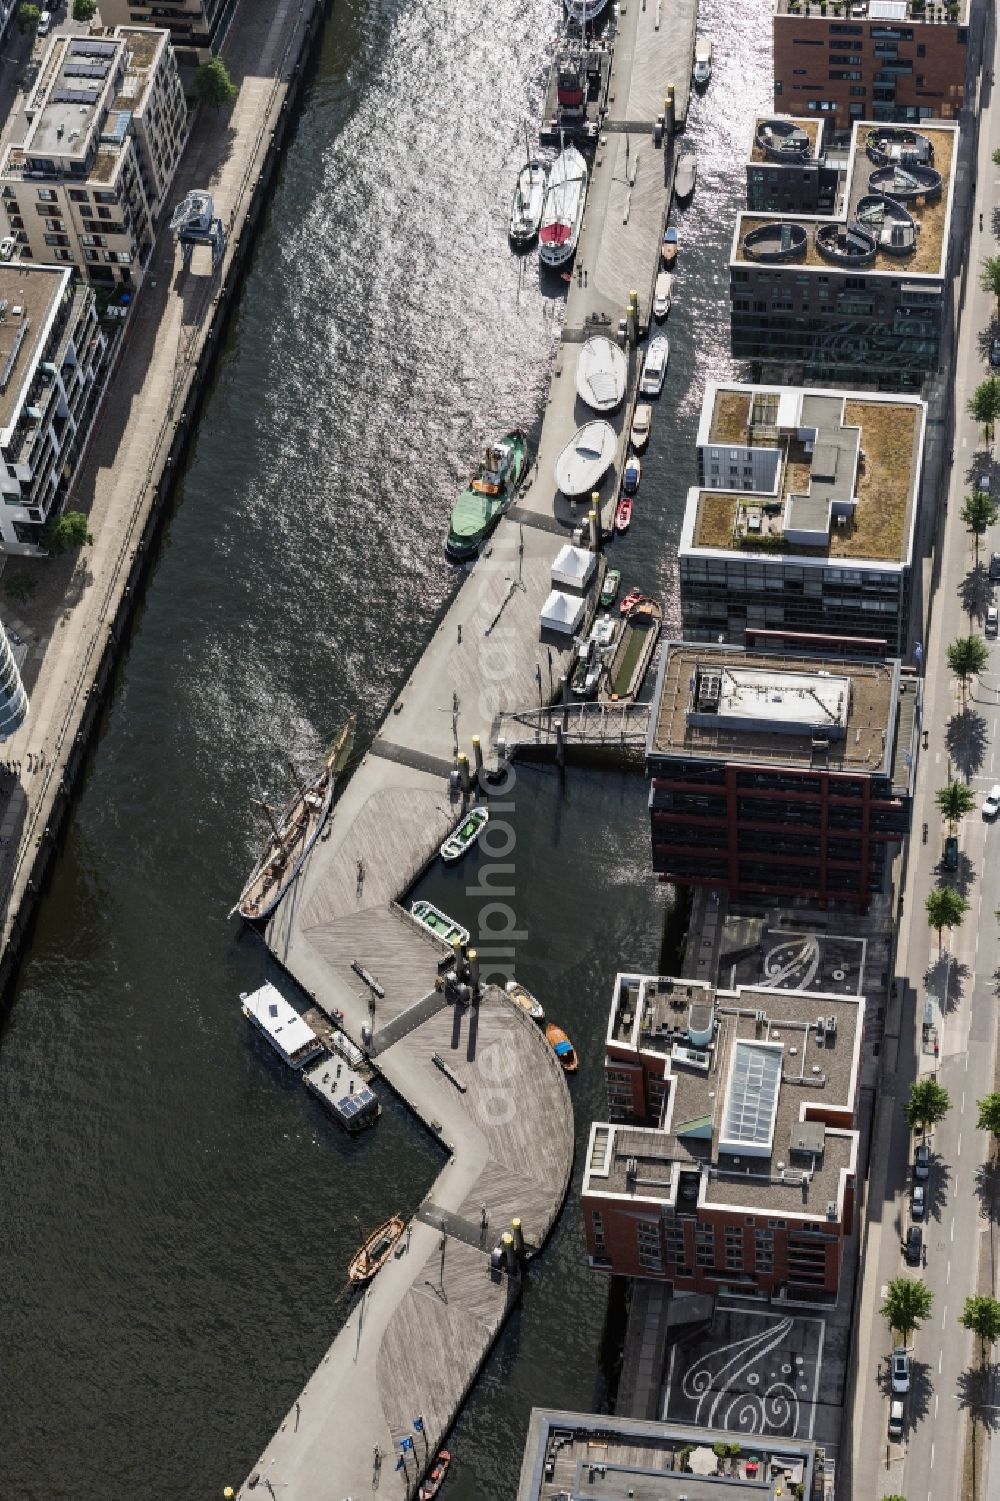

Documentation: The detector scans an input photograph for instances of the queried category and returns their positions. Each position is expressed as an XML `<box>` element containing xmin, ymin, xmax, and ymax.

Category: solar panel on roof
<box><xmin>64</xmin><ymin>63</ymin><xmax>110</xmax><ymax>79</ymax></box>
<box><xmin>338</xmin><ymin>1096</ymin><xmax>359</xmax><ymax>1115</ymax></box>
<box><xmin>71</xmin><ymin>39</ymin><xmax>118</xmax><ymax>56</ymax></box>
<box><xmin>52</xmin><ymin>89</ymin><xmax>99</xmax><ymax>104</ymax></box>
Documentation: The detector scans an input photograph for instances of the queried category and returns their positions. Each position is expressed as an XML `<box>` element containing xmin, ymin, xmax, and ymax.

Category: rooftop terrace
<box><xmin>591</xmin><ymin>977</ymin><xmax>863</xmax><ymax>1217</ymax></box>
<box><xmin>690</xmin><ymin>384</ymin><xmax>923</xmax><ymax>564</ymax></box>
<box><xmin>734</xmin><ymin>120</ymin><xmax>956</xmax><ymax>276</ymax></box>
<box><xmin>749</xmin><ymin>114</ymin><xmax>823</xmax><ymax>163</ymax></box>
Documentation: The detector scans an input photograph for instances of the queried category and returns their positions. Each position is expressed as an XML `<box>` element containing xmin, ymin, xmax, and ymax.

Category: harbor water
<box><xmin>0</xmin><ymin>0</ymin><xmax>771</xmax><ymax>1495</ymax></box>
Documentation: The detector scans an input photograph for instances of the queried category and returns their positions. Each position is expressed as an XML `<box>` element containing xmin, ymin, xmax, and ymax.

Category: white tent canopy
<box><xmin>540</xmin><ymin>589</ymin><xmax>586</xmax><ymax>635</ymax></box>
<box><xmin>551</xmin><ymin>543</ymin><xmax>596</xmax><ymax>592</ymax></box>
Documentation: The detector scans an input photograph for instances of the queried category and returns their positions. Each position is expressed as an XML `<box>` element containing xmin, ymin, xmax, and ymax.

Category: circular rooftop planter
<box><xmin>865</xmin><ymin>126</ymin><xmax>934</xmax><ymax>168</ymax></box>
<box><xmin>855</xmin><ymin>193</ymin><xmax>917</xmax><ymax>255</ymax></box>
<box><xmin>867</xmin><ymin>162</ymin><xmax>942</xmax><ymax>203</ymax></box>
<box><xmin>743</xmin><ymin>221</ymin><xmax>808</xmax><ymax>263</ymax></box>
<box><xmin>815</xmin><ymin>221</ymin><xmax>877</xmax><ymax>266</ymax></box>
<box><xmin>754</xmin><ymin>118</ymin><xmax>812</xmax><ymax>162</ymax></box>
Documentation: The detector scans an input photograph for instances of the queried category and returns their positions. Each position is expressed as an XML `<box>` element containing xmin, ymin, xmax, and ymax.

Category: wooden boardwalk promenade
<box><xmin>241</xmin><ymin>0</ymin><xmax>698</xmax><ymax>1494</ymax></box>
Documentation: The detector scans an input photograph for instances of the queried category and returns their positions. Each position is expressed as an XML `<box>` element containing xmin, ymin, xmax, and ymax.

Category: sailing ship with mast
<box><xmin>233</xmin><ymin>715</ymin><xmax>356</xmax><ymax>924</ymax></box>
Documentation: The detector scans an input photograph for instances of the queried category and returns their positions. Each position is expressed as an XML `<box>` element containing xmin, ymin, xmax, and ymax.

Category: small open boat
<box><xmin>506</xmin><ymin>979</ymin><xmax>545</xmax><ymax>1021</ymax></box>
<box><xmin>546</xmin><ymin>1023</ymin><xmax>578</xmax><ymax>1072</ymax></box>
<box><xmin>348</xmin><ymin>1215</ymin><xmax>405</xmax><ymax>1284</ymax></box>
<box><xmin>509</xmin><ymin>158</ymin><xmax>549</xmax><ymax>245</ymax></box>
<box><xmin>615</xmin><ymin>497</ymin><xmax>633</xmax><ymax>532</ymax></box>
<box><xmin>639</xmin><ymin>336</ymin><xmax>669</xmax><ymax>397</ymax></box>
<box><xmin>623</xmin><ymin>457</ymin><xmax>641</xmax><ymax>496</ymax></box>
<box><xmin>675</xmin><ymin>152</ymin><xmax>697</xmax><ymax>200</ymax></box>
<box><xmin>619</xmin><ymin>587</ymin><xmax>643</xmax><ymax>615</ymax></box>
<box><xmin>661</xmin><ymin>226</ymin><xmax>678</xmax><ymax>267</ymax></box>
<box><xmin>418</xmin><ymin>1450</ymin><xmax>452</xmax><ymax>1500</ymax></box>
<box><xmin>411</xmin><ymin>899</ymin><xmax>469</xmax><ymax>947</ymax></box>
<box><xmin>441</xmin><ymin>805</ymin><xmax>489</xmax><ymax>863</ymax></box>
<box><xmin>693</xmin><ymin>37</ymin><xmax>713</xmax><ymax>87</ymax></box>
<box><xmin>631</xmin><ymin>402</ymin><xmax>652</xmax><ymax>452</ymax></box>
<box><xmin>653</xmin><ymin>271</ymin><xmax>673</xmax><ymax>320</ymax></box>
<box><xmin>599</xmin><ymin>567</ymin><xmax>621</xmax><ymax>608</ymax></box>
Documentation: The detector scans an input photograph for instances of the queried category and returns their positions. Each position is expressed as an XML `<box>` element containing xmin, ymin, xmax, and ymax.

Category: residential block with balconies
<box><xmin>584</xmin><ymin>975</ymin><xmax>864</xmax><ymax>1303</ymax></box>
<box><xmin>679</xmin><ymin>380</ymin><xmax>926</xmax><ymax>653</ymax></box>
<box><xmin>773</xmin><ymin>0</ymin><xmax>969</xmax><ymax>132</ymax></box>
<box><xmin>731</xmin><ymin>119</ymin><xmax>957</xmax><ymax>384</ymax></box>
<box><xmin>746</xmin><ymin>115</ymin><xmax>842</xmax><ymax>215</ymax></box>
<box><xmin>0</xmin><ymin>263</ymin><xmax>108</xmax><ymax>554</ymax></box>
<box><xmin>0</xmin><ymin>28</ymin><xmax>187</xmax><ymax>289</ymax></box>
<box><xmin>645</xmin><ymin>639</ymin><xmax>917</xmax><ymax>909</ymax></box>
<box><xmin>96</xmin><ymin>0</ymin><xmax>235</xmax><ymax>63</ymax></box>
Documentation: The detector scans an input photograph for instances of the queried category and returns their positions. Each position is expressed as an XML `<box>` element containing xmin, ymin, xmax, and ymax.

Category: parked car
<box><xmin>36</xmin><ymin>9</ymin><xmax>52</xmax><ymax>34</ymax></box>
<box><xmin>943</xmin><ymin>835</ymin><xmax>959</xmax><ymax>871</ymax></box>
<box><xmin>991</xmin><ymin>551</ymin><xmax>1000</xmax><ymax>581</ymax></box>
<box><xmin>903</xmin><ymin>1225</ymin><xmax>923</xmax><ymax>1266</ymax></box>
<box><xmin>891</xmin><ymin>1348</ymin><xmax>911</xmax><ymax>1393</ymax></box>
<box><xmin>984</xmin><ymin>785</ymin><xmax>1000</xmax><ymax>819</ymax></box>
<box><xmin>911</xmin><ymin>1183</ymin><xmax>926</xmax><ymax>1220</ymax></box>
<box><xmin>888</xmin><ymin>1398</ymin><xmax>905</xmax><ymax>1440</ymax></box>
<box><xmin>987</xmin><ymin>605</ymin><xmax>999</xmax><ymax>638</ymax></box>
<box><xmin>991</xmin><ymin>336</ymin><xmax>1000</xmax><ymax>369</ymax></box>
<box><xmin>0</xmin><ymin>237</ymin><xmax>14</xmax><ymax>263</ymax></box>
<box><xmin>914</xmin><ymin>1142</ymin><xmax>930</xmax><ymax>1180</ymax></box>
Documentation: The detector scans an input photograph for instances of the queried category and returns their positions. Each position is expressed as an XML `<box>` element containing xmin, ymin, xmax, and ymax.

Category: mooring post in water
<box><xmin>561</xmin><ymin>675</ymin><xmax>570</xmax><ymax>729</ymax></box>
<box><xmin>457</xmin><ymin>752</ymin><xmax>470</xmax><ymax>794</ymax></box>
<box><xmin>665</xmin><ymin>86</ymin><xmax>675</xmax><ymax>136</ymax></box>
<box><xmin>467</xmin><ymin>947</ymin><xmax>480</xmax><ymax>1003</ymax></box>
<box><xmin>511</xmin><ymin>1217</ymin><xmax>525</xmax><ymax>1260</ymax></box>
<box><xmin>626</xmin><ymin>294</ymin><xmax>637</xmax><ymax>346</ymax></box>
<box><xmin>588</xmin><ymin>508</ymin><xmax>599</xmax><ymax>552</ymax></box>
<box><xmin>502</xmin><ymin>1231</ymin><xmax>518</xmax><ymax>1275</ymax></box>
<box><xmin>555</xmin><ymin>722</ymin><xmax>565</xmax><ymax>769</ymax></box>
<box><xmin>471</xmin><ymin>735</ymin><xmax>483</xmax><ymax>780</ymax></box>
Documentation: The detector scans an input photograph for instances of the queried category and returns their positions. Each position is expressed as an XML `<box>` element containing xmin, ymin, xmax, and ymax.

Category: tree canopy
<box><xmin>16</xmin><ymin>3</ymin><xmax>39</xmax><ymax>33</ymax></box>
<box><xmin>192</xmin><ymin>57</ymin><xmax>238</xmax><ymax>109</ymax></box>
<box><xmin>72</xmin><ymin>0</ymin><xmax>97</xmax><ymax>18</ymax></box>
<box><xmin>977</xmin><ymin>1093</ymin><xmax>1000</xmax><ymax>1138</ymax></box>
<box><xmin>947</xmin><ymin>635</ymin><xmax>989</xmax><ymax>704</ymax></box>
<box><xmin>44</xmin><ymin>510</ymin><xmax>93</xmax><ymax>555</ymax></box>
<box><xmin>881</xmin><ymin>1278</ymin><xmax>933</xmax><ymax>1341</ymax></box>
<box><xmin>926</xmin><ymin>886</ymin><xmax>969</xmax><ymax>949</ymax></box>
<box><xmin>982</xmin><ymin>258</ymin><xmax>1000</xmax><ymax>311</ymax></box>
<box><xmin>935</xmin><ymin>780</ymin><xmax>976</xmax><ymax>829</ymax></box>
<box><xmin>904</xmin><ymin>1076</ymin><xmax>951</xmax><ymax>1133</ymax></box>
<box><xmin>962</xmin><ymin>490</ymin><xmax>999</xmax><ymax>560</ymax></box>
<box><xmin>960</xmin><ymin>1295</ymin><xmax>1000</xmax><ymax>1358</ymax></box>
<box><xmin>968</xmin><ymin>375</ymin><xmax>1000</xmax><ymax>438</ymax></box>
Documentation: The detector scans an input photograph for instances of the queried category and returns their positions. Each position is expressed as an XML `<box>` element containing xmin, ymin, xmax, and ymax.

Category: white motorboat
<box><xmin>575</xmin><ymin>335</ymin><xmax>627</xmax><ymax>412</ymax></box>
<box><xmin>539</xmin><ymin>144</ymin><xmax>589</xmax><ymax>269</ymax></box>
<box><xmin>506</xmin><ymin>980</ymin><xmax>545</xmax><ymax>1022</ymax></box>
<box><xmin>653</xmin><ymin>271</ymin><xmax>673</xmax><ymax>321</ymax></box>
<box><xmin>631</xmin><ymin>402</ymin><xmax>652</xmax><ymax>451</ymax></box>
<box><xmin>509</xmin><ymin>158</ymin><xmax>549</xmax><ymax>246</ymax></box>
<box><xmin>564</xmin><ymin>0</ymin><xmax>611</xmax><ymax>23</ymax></box>
<box><xmin>241</xmin><ymin>982</ymin><xmax>324</xmax><ymax>1071</ymax></box>
<box><xmin>554</xmin><ymin>420</ymin><xmax>617</xmax><ymax>496</ymax></box>
<box><xmin>693</xmin><ymin>38</ymin><xmax>712</xmax><ymax>87</ymax></box>
<box><xmin>675</xmin><ymin>152</ymin><xmax>697</xmax><ymax>200</ymax></box>
<box><xmin>639</xmin><ymin>337</ymin><xmax>669</xmax><ymax>397</ymax></box>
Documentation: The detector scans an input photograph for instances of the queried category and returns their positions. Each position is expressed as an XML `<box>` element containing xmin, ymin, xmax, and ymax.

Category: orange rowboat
<box><xmin>545</xmin><ymin>1024</ymin><xmax>578</xmax><ymax>1072</ymax></box>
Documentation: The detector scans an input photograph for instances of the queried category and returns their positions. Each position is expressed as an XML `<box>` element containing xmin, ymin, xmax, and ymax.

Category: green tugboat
<box><xmin>599</xmin><ymin>568</ymin><xmax>621</xmax><ymax>608</ymax></box>
<box><xmin>445</xmin><ymin>429</ymin><xmax>528</xmax><ymax>561</ymax></box>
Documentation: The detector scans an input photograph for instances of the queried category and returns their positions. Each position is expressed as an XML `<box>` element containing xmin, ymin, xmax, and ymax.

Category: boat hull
<box><xmin>445</xmin><ymin>430</ymin><xmax>528</xmax><ymax>560</ymax></box>
<box><xmin>440</xmin><ymin>805</ymin><xmax>489</xmax><ymax>863</ymax></box>
<box><xmin>506</xmin><ymin>980</ymin><xmax>545</xmax><ymax>1021</ymax></box>
<box><xmin>236</xmin><ymin>777</ymin><xmax>334</xmax><ymax>924</ymax></box>
<box><xmin>509</xmin><ymin>160</ymin><xmax>549</xmax><ymax>245</ymax></box>
<box><xmin>348</xmin><ymin>1215</ymin><xmax>405</xmax><ymax>1284</ymax></box>
<box><xmin>546</xmin><ymin>1023</ymin><xmax>578</xmax><ymax>1072</ymax></box>
<box><xmin>565</xmin><ymin>0</ymin><xmax>610</xmax><ymax>21</ymax></box>
<box><xmin>539</xmin><ymin>145</ymin><xmax>588</xmax><ymax>269</ymax></box>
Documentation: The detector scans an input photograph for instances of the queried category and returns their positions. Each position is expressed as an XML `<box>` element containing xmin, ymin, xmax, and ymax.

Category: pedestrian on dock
<box><xmin>356</xmin><ymin>858</ymin><xmax>365</xmax><ymax>896</ymax></box>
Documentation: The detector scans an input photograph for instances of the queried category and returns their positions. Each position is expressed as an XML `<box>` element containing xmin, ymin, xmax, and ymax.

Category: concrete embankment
<box><xmin>247</xmin><ymin>1</ymin><xmax>699</xmax><ymax>1495</ymax></box>
<box><xmin>0</xmin><ymin>0</ymin><xmax>327</xmax><ymax>998</ymax></box>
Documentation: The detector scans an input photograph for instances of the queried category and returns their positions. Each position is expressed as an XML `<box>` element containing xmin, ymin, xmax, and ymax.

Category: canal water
<box><xmin>0</xmin><ymin>1</ymin><xmax>770</xmax><ymax>1495</ymax></box>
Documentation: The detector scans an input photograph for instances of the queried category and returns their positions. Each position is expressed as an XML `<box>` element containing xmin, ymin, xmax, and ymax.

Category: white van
<box><xmin>36</xmin><ymin>10</ymin><xmax>52</xmax><ymax>35</ymax></box>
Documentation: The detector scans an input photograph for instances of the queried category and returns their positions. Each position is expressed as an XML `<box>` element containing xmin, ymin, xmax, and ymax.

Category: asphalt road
<box><xmin>850</xmin><ymin>33</ymin><xmax>1000</xmax><ymax>1501</ymax></box>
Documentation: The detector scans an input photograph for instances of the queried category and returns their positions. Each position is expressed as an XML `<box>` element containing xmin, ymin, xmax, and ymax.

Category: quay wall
<box><xmin>0</xmin><ymin>0</ymin><xmax>329</xmax><ymax>1004</ymax></box>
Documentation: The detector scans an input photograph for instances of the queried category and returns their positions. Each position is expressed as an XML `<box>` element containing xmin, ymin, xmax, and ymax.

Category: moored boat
<box><xmin>693</xmin><ymin>37</ymin><xmax>713</xmax><ymax>86</ymax></box>
<box><xmin>609</xmin><ymin>596</ymin><xmax>663</xmax><ymax>701</ymax></box>
<box><xmin>234</xmin><ymin>717</ymin><xmax>356</xmax><ymax>923</ymax></box>
<box><xmin>630</xmin><ymin>402</ymin><xmax>652</xmax><ymax>452</ymax></box>
<box><xmin>445</xmin><ymin>430</ymin><xmax>528</xmax><ymax>561</ymax></box>
<box><xmin>539</xmin><ymin>144</ymin><xmax>588</xmax><ymax>269</ymax></box>
<box><xmin>303</xmin><ymin>1055</ymin><xmax>381</xmax><ymax>1133</ymax></box>
<box><xmin>554</xmin><ymin>420</ymin><xmax>617</xmax><ymax>497</ymax></box>
<box><xmin>241</xmin><ymin>981</ymin><xmax>325</xmax><ymax>1070</ymax></box>
<box><xmin>348</xmin><ymin>1215</ymin><xmax>405</xmax><ymax>1284</ymax></box>
<box><xmin>661</xmin><ymin>226</ymin><xmax>678</xmax><ymax>266</ymax></box>
<box><xmin>506</xmin><ymin>979</ymin><xmax>545</xmax><ymax>1021</ymax></box>
<box><xmin>411</xmin><ymin>899</ymin><xmax>470</xmax><ymax>947</ymax></box>
<box><xmin>599</xmin><ymin>567</ymin><xmax>621</xmax><ymax>607</ymax></box>
<box><xmin>571</xmin><ymin>636</ymin><xmax>602</xmax><ymax>698</ymax></box>
<box><xmin>546</xmin><ymin>1023</ymin><xmax>578</xmax><ymax>1072</ymax></box>
<box><xmin>623</xmin><ymin>456</ymin><xmax>641</xmax><ymax>496</ymax></box>
<box><xmin>653</xmin><ymin>271</ymin><xmax>673</xmax><ymax>320</ymax></box>
<box><xmin>418</xmin><ymin>1450</ymin><xmax>452</xmax><ymax>1501</ymax></box>
<box><xmin>509</xmin><ymin>158</ymin><xmax>549</xmax><ymax>246</ymax></box>
<box><xmin>440</xmin><ymin>804</ymin><xmax>489</xmax><ymax>863</ymax></box>
<box><xmin>639</xmin><ymin>336</ymin><xmax>669</xmax><ymax>397</ymax></box>
<box><xmin>675</xmin><ymin>152</ymin><xmax>697</xmax><ymax>200</ymax></box>
<box><xmin>614</xmin><ymin>497</ymin><xmax>633</xmax><ymax>532</ymax></box>
<box><xmin>619</xmin><ymin>587</ymin><xmax>643</xmax><ymax>615</ymax></box>
<box><xmin>575</xmin><ymin>335</ymin><xmax>627</xmax><ymax>412</ymax></box>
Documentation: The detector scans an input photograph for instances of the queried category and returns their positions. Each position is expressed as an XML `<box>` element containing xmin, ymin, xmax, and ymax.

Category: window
<box><xmin>850</xmin><ymin>86</ymin><xmax>868</xmax><ymax>96</ymax></box>
<box><xmin>94</xmin><ymin>191</ymin><xmax>117</xmax><ymax>205</ymax></box>
<box><xmin>68</xmin><ymin>189</ymin><xmax>88</xmax><ymax>203</ymax></box>
<box><xmin>35</xmin><ymin>188</ymin><xmax>56</xmax><ymax>203</ymax></box>
<box><xmin>830</xmin><ymin>70</ymin><xmax>862</xmax><ymax>80</ymax></box>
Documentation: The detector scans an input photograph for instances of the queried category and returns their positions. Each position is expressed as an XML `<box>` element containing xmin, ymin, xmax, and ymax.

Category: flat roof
<box><xmin>749</xmin><ymin>114</ymin><xmax>824</xmax><ymax>164</ymax></box>
<box><xmin>733</xmin><ymin>119</ymin><xmax>957</xmax><ymax>278</ymax></box>
<box><xmin>650</xmin><ymin>640</ymin><xmax>899</xmax><ymax>773</ymax></box>
<box><xmin>517</xmin><ymin>1409</ymin><xmax>818</xmax><ymax>1501</ymax></box>
<box><xmin>23</xmin><ymin>35</ymin><xmax>124</xmax><ymax>162</ymax></box>
<box><xmin>774</xmin><ymin>0</ymin><xmax>969</xmax><ymax>17</ymax></box>
<box><xmin>590</xmin><ymin>979</ymin><xmax>863</xmax><ymax>1218</ymax></box>
<box><xmin>688</xmin><ymin>382</ymin><xmax>925</xmax><ymax>567</ymax></box>
<box><xmin>0</xmin><ymin>263</ymin><xmax>68</xmax><ymax>438</ymax></box>
<box><xmin>242</xmin><ymin>981</ymin><xmax>321</xmax><ymax>1064</ymax></box>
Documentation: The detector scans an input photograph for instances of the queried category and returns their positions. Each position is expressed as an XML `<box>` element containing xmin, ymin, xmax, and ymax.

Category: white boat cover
<box><xmin>575</xmin><ymin>336</ymin><xmax>627</xmax><ymax>412</ymax></box>
<box><xmin>540</xmin><ymin>589</ymin><xmax>586</xmax><ymax>635</ymax></box>
<box><xmin>551</xmin><ymin>543</ymin><xmax>597</xmax><ymax>591</ymax></box>
<box><xmin>554</xmin><ymin>420</ymin><xmax>617</xmax><ymax>497</ymax></box>
<box><xmin>242</xmin><ymin>982</ymin><xmax>319</xmax><ymax>1065</ymax></box>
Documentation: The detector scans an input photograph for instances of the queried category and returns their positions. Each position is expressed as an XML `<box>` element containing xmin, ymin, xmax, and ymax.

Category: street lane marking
<box><xmin>951</xmin><ymin>1221</ymin><xmax>955</xmax><ymax>1241</ymax></box>
<box><xmin>947</xmin><ymin>1260</ymin><xmax>952</xmax><ymax>1284</ymax></box>
<box><xmin>962</xmin><ymin>1092</ymin><xmax>966</xmax><ymax>1111</ymax></box>
<box><xmin>939</xmin><ymin>1349</ymin><xmax>944</xmax><ymax>1372</ymax></box>
<box><xmin>943</xmin><ymin>1305</ymin><xmax>948</xmax><ymax>1327</ymax></box>
<box><xmin>958</xmin><ymin>1133</ymin><xmax>963</xmax><ymax>1156</ymax></box>
<box><xmin>931</xmin><ymin>1441</ymin><xmax>936</xmax><ymax>1468</ymax></box>
<box><xmin>935</xmin><ymin>1393</ymin><xmax>939</xmax><ymax>1419</ymax></box>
